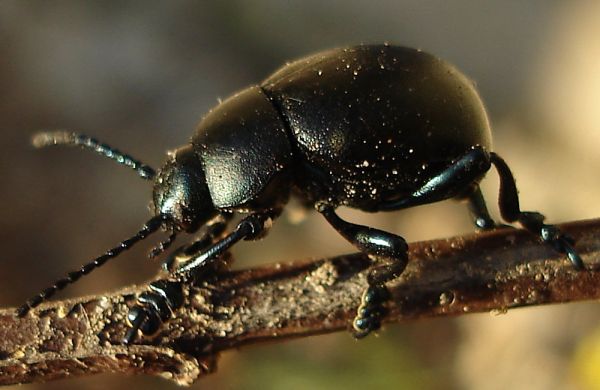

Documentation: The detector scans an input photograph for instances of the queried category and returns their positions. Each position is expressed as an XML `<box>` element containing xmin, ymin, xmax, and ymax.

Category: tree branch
<box><xmin>1</xmin><ymin>219</ymin><xmax>599</xmax><ymax>386</ymax></box>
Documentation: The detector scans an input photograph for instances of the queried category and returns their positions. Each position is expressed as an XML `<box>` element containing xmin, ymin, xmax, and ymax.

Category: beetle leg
<box><xmin>173</xmin><ymin>212</ymin><xmax>276</xmax><ymax>279</ymax></box>
<box><xmin>490</xmin><ymin>153</ymin><xmax>584</xmax><ymax>270</ymax></box>
<box><xmin>316</xmin><ymin>203</ymin><xmax>408</xmax><ymax>338</ymax></box>
<box><xmin>378</xmin><ymin>146</ymin><xmax>499</xmax><ymax>230</ymax></box>
<box><xmin>464</xmin><ymin>185</ymin><xmax>497</xmax><ymax>230</ymax></box>
<box><xmin>377</xmin><ymin>147</ymin><xmax>492</xmax><ymax>211</ymax></box>
<box><xmin>161</xmin><ymin>215</ymin><xmax>231</xmax><ymax>273</ymax></box>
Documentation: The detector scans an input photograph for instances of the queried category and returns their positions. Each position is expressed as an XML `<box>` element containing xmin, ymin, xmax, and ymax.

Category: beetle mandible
<box><xmin>18</xmin><ymin>44</ymin><xmax>584</xmax><ymax>342</ymax></box>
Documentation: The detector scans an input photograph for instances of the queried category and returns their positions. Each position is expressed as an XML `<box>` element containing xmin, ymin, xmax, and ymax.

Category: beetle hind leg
<box><xmin>490</xmin><ymin>153</ymin><xmax>584</xmax><ymax>269</ymax></box>
<box><xmin>317</xmin><ymin>203</ymin><xmax>408</xmax><ymax>338</ymax></box>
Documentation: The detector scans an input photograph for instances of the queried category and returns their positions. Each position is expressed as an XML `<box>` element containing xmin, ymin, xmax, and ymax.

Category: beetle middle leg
<box><xmin>461</xmin><ymin>185</ymin><xmax>498</xmax><ymax>230</ymax></box>
<box><xmin>316</xmin><ymin>147</ymin><xmax>495</xmax><ymax>338</ymax></box>
<box><xmin>316</xmin><ymin>203</ymin><xmax>408</xmax><ymax>338</ymax></box>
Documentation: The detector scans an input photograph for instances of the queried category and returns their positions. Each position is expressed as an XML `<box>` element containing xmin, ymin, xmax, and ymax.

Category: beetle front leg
<box><xmin>173</xmin><ymin>211</ymin><xmax>276</xmax><ymax>279</ymax></box>
<box><xmin>490</xmin><ymin>153</ymin><xmax>584</xmax><ymax>269</ymax></box>
<box><xmin>316</xmin><ymin>203</ymin><xmax>408</xmax><ymax>338</ymax></box>
<box><xmin>161</xmin><ymin>215</ymin><xmax>231</xmax><ymax>273</ymax></box>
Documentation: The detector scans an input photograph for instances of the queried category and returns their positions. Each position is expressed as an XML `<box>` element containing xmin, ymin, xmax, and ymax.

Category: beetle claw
<box><xmin>352</xmin><ymin>285</ymin><xmax>389</xmax><ymax>339</ymax></box>
<box><xmin>552</xmin><ymin>233</ymin><xmax>585</xmax><ymax>270</ymax></box>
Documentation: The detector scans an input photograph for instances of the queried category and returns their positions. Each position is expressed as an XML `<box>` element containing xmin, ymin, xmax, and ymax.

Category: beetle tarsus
<box><xmin>490</xmin><ymin>153</ymin><xmax>585</xmax><ymax>270</ymax></box>
<box><xmin>124</xmin><ymin>280</ymin><xmax>185</xmax><ymax>344</ymax></box>
<box><xmin>352</xmin><ymin>285</ymin><xmax>390</xmax><ymax>339</ymax></box>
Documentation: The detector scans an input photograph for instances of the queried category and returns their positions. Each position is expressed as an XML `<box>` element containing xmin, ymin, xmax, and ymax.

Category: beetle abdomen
<box><xmin>262</xmin><ymin>45</ymin><xmax>492</xmax><ymax>210</ymax></box>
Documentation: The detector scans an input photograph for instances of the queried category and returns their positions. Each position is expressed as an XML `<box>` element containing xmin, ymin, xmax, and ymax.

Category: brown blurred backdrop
<box><xmin>1</xmin><ymin>2</ymin><xmax>600</xmax><ymax>389</ymax></box>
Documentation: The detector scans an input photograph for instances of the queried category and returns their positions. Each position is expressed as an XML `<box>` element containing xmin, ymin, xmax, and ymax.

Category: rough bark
<box><xmin>1</xmin><ymin>219</ymin><xmax>599</xmax><ymax>386</ymax></box>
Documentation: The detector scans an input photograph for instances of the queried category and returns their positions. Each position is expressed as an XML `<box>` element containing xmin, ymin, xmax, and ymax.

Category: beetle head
<box><xmin>153</xmin><ymin>145</ymin><xmax>217</xmax><ymax>232</ymax></box>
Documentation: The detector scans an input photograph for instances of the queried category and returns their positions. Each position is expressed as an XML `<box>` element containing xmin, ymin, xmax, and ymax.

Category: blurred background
<box><xmin>1</xmin><ymin>1</ymin><xmax>600</xmax><ymax>389</ymax></box>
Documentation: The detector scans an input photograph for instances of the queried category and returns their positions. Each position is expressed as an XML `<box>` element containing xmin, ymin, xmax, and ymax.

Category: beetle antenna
<box><xmin>32</xmin><ymin>131</ymin><xmax>156</xmax><ymax>180</ymax></box>
<box><xmin>16</xmin><ymin>215</ymin><xmax>165</xmax><ymax>317</ymax></box>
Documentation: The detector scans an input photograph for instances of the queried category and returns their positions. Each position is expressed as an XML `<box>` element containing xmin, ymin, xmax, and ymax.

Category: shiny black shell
<box><xmin>193</xmin><ymin>44</ymin><xmax>492</xmax><ymax>213</ymax></box>
<box><xmin>192</xmin><ymin>86</ymin><xmax>292</xmax><ymax>210</ymax></box>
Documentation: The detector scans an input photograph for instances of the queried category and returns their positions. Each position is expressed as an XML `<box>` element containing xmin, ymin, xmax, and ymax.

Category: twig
<box><xmin>1</xmin><ymin>219</ymin><xmax>599</xmax><ymax>386</ymax></box>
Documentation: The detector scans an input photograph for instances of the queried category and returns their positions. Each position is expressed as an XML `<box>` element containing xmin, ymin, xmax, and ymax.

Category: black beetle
<box><xmin>18</xmin><ymin>44</ymin><xmax>583</xmax><ymax>342</ymax></box>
